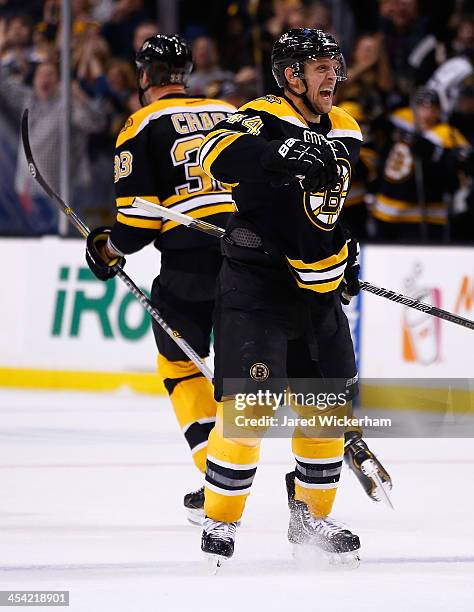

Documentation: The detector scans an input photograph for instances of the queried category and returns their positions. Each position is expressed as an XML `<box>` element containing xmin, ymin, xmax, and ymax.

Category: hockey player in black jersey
<box><xmin>84</xmin><ymin>34</ymin><xmax>236</xmax><ymax>524</ymax></box>
<box><xmin>198</xmin><ymin>29</ymin><xmax>390</xmax><ymax>568</ymax></box>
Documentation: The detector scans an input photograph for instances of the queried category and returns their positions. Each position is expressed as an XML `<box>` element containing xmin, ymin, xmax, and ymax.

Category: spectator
<box><xmin>0</xmin><ymin>60</ymin><xmax>107</xmax><ymax>234</ymax></box>
<box><xmin>380</xmin><ymin>0</ymin><xmax>438</xmax><ymax>105</ymax></box>
<box><xmin>187</xmin><ymin>36</ymin><xmax>234</xmax><ymax>97</ymax></box>
<box><xmin>451</xmin><ymin>15</ymin><xmax>474</xmax><ymax>56</ymax></box>
<box><xmin>0</xmin><ymin>0</ymin><xmax>42</xmax><ymax>21</ymax></box>
<box><xmin>75</xmin><ymin>26</ymin><xmax>110</xmax><ymax>86</ymax></box>
<box><xmin>100</xmin><ymin>0</ymin><xmax>150</xmax><ymax>59</ymax></box>
<box><xmin>337</xmin><ymin>33</ymin><xmax>393</xmax><ymax>114</ymax></box>
<box><xmin>451</xmin><ymin>78</ymin><xmax>474</xmax><ymax>144</ymax></box>
<box><xmin>133</xmin><ymin>20</ymin><xmax>159</xmax><ymax>54</ymax></box>
<box><xmin>0</xmin><ymin>14</ymin><xmax>42</xmax><ymax>84</ymax></box>
<box><xmin>426</xmin><ymin>18</ymin><xmax>474</xmax><ymax>116</ymax></box>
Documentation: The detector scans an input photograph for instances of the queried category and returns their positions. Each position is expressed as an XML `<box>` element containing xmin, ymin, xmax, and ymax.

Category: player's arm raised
<box><xmin>198</xmin><ymin>109</ymin><xmax>339</xmax><ymax>191</ymax></box>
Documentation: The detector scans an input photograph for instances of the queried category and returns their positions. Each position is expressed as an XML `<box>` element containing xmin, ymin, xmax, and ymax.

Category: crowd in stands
<box><xmin>0</xmin><ymin>0</ymin><xmax>473</xmax><ymax>241</ymax></box>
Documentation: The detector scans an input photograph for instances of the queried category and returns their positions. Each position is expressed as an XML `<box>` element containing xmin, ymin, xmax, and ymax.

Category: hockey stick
<box><xmin>133</xmin><ymin>197</ymin><xmax>474</xmax><ymax>331</ymax></box>
<box><xmin>21</xmin><ymin>110</ymin><xmax>213</xmax><ymax>381</ymax></box>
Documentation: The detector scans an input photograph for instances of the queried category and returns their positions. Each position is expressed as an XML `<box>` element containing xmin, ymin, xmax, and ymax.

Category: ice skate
<box><xmin>287</xmin><ymin>496</ymin><xmax>360</xmax><ymax>568</ymax></box>
<box><xmin>344</xmin><ymin>430</ymin><xmax>393</xmax><ymax>508</ymax></box>
<box><xmin>184</xmin><ymin>486</ymin><xmax>205</xmax><ymax>525</ymax></box>
<box><xmin>201</xmin><ymin>518</ymin><xmax>237</xmax><ymax>573</ymax></box>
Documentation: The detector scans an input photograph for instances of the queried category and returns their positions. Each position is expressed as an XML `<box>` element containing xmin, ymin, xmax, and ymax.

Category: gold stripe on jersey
<box><xmin>239</xmin><ymin>95</ymin><xmax>309</xmax><ymax>128</ymax></box>
<box><xmin>326</xmin><ymin>106</ymin><xmax>363</xmax><ymax>141</ymax></box>
<box><xmin>161</xmin><ymin>202</ymin><xmax>235</xmax><ymax>233</ymax></box>
<box><xmin>115</xmin><ymin>195</ymin><xmax>162</xmax><ymax>229</ymax></box>
<box><xmin>117</xmin><ymin>98</ymin><xmax>235</xmax><ymax>147</ymax></box>
<box><xmin>238</xmin><ymin>96</ymin><xmax>362</xmax><ymax>139</ymax></box>
<box><xmin>117</xmin><ymin>213</ymin><xmax>162</xmax><ymax>230</ymax></box>
<box><xmin>116</xmin><ymin>195</ymin><xmax>160</xmax><ymax>207</ymax></box>
<box><xmin>286</xmin><ymin>241</ymin><xmax>348</xmax><ymax>293</ymax></box>
<box><xmin>373</xmin><ymin>193</ymin><xmax>447</xmax><ymax>225</ymax></box>
<box><xmin>199</xmin><ymin>130</ymin><xmax>245</xmax><ymax>179</ymax></box>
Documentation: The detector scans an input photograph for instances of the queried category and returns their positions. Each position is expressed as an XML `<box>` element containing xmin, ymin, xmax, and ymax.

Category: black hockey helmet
<box><xmin>272</xmin><ymin>28</ymin><xmax>347</xmax><ymax>89</ymax></box>
<box><xmin>414</xmin><ymin>87</ymin><xmax>440</xmax><ymax>107</ymax></box>
<box><xmin>136</xmin><ymin>34</ymin><xmax>193</xmax><ymax>104</ymax></box>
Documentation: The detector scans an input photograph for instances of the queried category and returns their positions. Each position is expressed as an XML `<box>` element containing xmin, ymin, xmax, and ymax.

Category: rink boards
<box><xmin>0</xmin><ymin>238</ymin><xmax>473</xmax><ymax>409</ymax></box>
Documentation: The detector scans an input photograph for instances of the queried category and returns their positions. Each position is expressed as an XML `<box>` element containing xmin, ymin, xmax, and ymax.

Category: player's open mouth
<box><xmin>320</xmin><ymin>89</ymin><xmax>333</xmax><ymax>100</ymax></box>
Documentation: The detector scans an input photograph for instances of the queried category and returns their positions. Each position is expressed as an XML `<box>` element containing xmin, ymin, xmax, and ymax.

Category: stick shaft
<box><xmin>21</xmin><ymin>110</ymin><xmax>213</xmax><ymax>380</ymax></box>
<box><xmin>132</xmin><ymin>196</ymin><xmax>474</xmax><ymax>332</ymax></box>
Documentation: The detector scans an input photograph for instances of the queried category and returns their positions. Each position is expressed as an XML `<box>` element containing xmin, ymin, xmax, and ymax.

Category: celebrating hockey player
<box><xmin>84</xmin><ymin>34</ymin><xmax>236</xmax><ymax>523</ymax></box>
<box><xmin>371</xmin><ymin>88</ymin><xmax>469</xmax><ymax>241</ymax></box>
<box><xmin>198</xmin><ymin>28</ymin><xmax>391</xmax><ymax>568</ymax></box>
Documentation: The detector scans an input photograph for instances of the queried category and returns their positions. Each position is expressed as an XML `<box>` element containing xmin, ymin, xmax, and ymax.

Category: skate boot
<box><xmin>344</xmin><ymin>430</ymin><xmax>393</xmax><ymax>508</ymax></box>
<box><xmin>201</xmin><ymin>517</ymin><xmax>237</xmax><ymax>573</ymax></box>
<box><xmin>288</xmin><ymin>497</ymin><xmax>360</xmax><ymax>568</ymax></box>
<box><xmin>285</xmin><ymin>470</ymin><xmax>296</xmax><ymax>507</ymax></box>
<box><xmin>184</xmin><ymin>486</ymin><xmax>205</xmax><ymax>525</ymax></box>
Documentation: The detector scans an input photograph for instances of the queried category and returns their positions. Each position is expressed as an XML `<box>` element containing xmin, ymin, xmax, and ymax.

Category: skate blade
<box><xmin>361</xmin><ymin>459</ymin><xmax>394</xmax><ymax>510</ymax></box>
<box><xmin>327</xmin><ymin>550</ymin><xmax>360</xmax><ymax>569</ymax></box>
<box><xmin>291</xmin><ymin>544</ymin><xmax>360</xmax><ymax>570</ymax></box>
<box><xmin>205</xmin><ymin>553</ymin><xmax>227</xmax><ymax>575</ymax></box>
<box><xmin>186</xmin><ymin>507</ymin><xmax>205</xmax><ymax>526</ymax></box>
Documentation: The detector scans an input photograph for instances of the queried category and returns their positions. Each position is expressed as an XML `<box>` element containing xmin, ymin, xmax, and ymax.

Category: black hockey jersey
<box><xmin>109</xmin><ymin>95</ymin><xmax>236</xmax><ymax>253</ymax></box>
<box><xmin>373</xmin><ymin>107</ymin><xmax>468</xmax><ymax>225</ymax></box>
<box><xmin>198</xmin><ymin>95</ymin><xmax>362</xmax><ymax>294</ymax></box>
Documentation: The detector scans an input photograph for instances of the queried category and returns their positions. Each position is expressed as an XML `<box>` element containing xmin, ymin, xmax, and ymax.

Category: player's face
<box><xmin>303</xmin><ymin>57</ymin><xmax>338</xmax><ymax>114</ymax></box>
<box><xmin>415</xmin><ymin>102</ymin><xmax>440</xmax><ymax>129</ymax></box>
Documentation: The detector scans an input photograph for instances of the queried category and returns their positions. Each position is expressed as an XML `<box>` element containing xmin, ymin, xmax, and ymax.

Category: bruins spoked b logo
<box><xmin>304</xmin><ymin>158</ymin><xmax>351</xmax><ymax>231</ymax></box>
<box><xmin>250</xmin><ymin>362</ymin><xmax>270</xmax><ymax>381</ymax></box>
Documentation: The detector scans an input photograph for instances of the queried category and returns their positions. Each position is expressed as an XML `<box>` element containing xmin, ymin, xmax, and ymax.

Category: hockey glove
<box><xmin>340</xmin><ymin>237</ymin><xmax>360</xmax><ymax>305</ymax></box>
<box><xmin>85</xmin><ymin>226</ymin><xmax>125</xmax><ymax>281</ymax></box>
<box><xmin>261</xmin><ymin>137</ymin><xmax>339</xmax><ymax>192</ymax></box>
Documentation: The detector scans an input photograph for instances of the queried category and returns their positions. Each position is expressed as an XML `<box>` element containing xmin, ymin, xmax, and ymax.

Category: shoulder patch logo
<box><xmin>120</xmin><ymin>117</ymin><xmax>134</xmax><ymax>134</ymax></box>
<box><xmin>258</xmin><ymin>95</ymin><xmax>282</xmax><ymax>104</ymax></box>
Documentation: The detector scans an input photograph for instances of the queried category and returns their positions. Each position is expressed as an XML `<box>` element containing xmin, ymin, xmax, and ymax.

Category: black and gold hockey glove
<box><xmin>261</xmin><ymin>137</ymin><xmax>339</xmax><ymax>192</ymax></box>
<box><xmin>341</xmin><ymin>236</ymin><xmax>360</xmax><ymax>305</ymax></box>
<box><xmin>85</xmin><ymin>226</ymin><xmax>125</xmax><ymax>281</ymax></box>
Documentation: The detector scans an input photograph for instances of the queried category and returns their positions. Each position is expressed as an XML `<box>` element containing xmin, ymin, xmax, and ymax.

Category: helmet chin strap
<box><xmin>137</xmin><ymin>68</ymin><xmax>152</xmax><ymax>107</ymax></box>
<box><xmin>286</xmin><ymin>78</ymin><xmax>322</xmax><ymax>117</ymax></box>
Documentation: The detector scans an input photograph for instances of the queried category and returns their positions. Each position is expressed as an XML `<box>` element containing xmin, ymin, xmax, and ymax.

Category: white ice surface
<box><xmin>0</xmin><ymin>388</ymin><xmax>473</xmax><ymax>612</ymax></box>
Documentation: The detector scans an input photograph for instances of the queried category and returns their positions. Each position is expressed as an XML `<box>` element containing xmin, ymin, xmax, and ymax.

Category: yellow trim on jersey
<box><xmin>286</xmin><ymin>242</ymin><xmax>348</xmax><ymax>293</ymax></box>
<box><xmin>431</xmin><ymin>123</ymin><xmax>469</xmax><ymax>149</ymax></box>
<box><xmin>116</xmin><ymin>98</ymin><xmax>235</xmax><ymax>147</ymax></box>
<box><xmin>287</xmin><ymin>242</ymin><xmax>348</xmax><ymax>271</ymax></box>
<box><xmin>115</xmin><ymin>195</ymin><xmax>160</xmax><ymax>208</ymax></box>
<box><xmin>327</xmin><ymin>105</ymin><xmax>362</xmax><ymax>136</ymax></box>
<box><xmin>115</xmin><ymin>195</ymin><xmax>162</xmax><ymax>229</ymax></box>
<box><xmin>373</xmin><ymin>193</ymin><xmax>447</xmax><ymax>225</ymax></box>
<box><xmin>239</xmin><ymin>95</ymin><xmax>309</xmax><ymax>127</ymax></box>
<box><xmin>201</xmin><ymin>132</ymin><xmax>245</xmax><ymax>178</ymax></box>
<box><xmin>292</xmin><ymin>274</ymin><xmax>345</xmax><ymax>293</ymax></box>
<box><xmin>239</xmin><ymin>96</ymin><xmax>362</xmax><ymax>137</ymax></box>
<box><xmin>161</xmin><ymin>202</ymin><xmax>235</xmax><ymax>233</ymax></box>
<box><xmin>162</xmin><ymin>189</ymin><xmax>229</xmax><ymax>207</ymax></box>
<box><xmin>390</xmin><ymin>108</ymin><xmax>469</xmax><ymax>149</ymax></box>
<box><xmin>117</xmin><ymin>212</ymin><xmax>163</xmax><ymax>230</ymax></box>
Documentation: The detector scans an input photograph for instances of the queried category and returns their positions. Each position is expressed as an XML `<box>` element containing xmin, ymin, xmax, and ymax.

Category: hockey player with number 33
<box><xmin>198</xmin><ymin>29</ymin><xmax>391</xmax><ymax>569</ymax></box>
<box><xmin>84</xmin><ymin>35</ymin><xmax>236</xmax><ymax>522</ymax></box>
